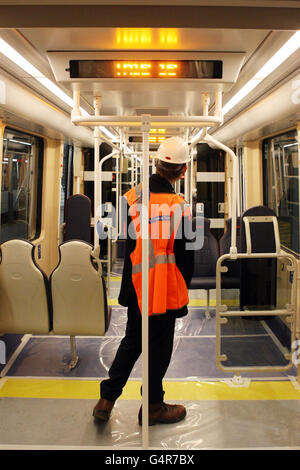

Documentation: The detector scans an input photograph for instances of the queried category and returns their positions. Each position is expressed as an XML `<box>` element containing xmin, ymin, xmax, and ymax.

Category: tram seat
<box><xmin>190</xmin><ymin>217</ymin><xmax>240</xmax><ymax>290</ymax></box>
<box><xmin>51</xmin><ymin>240</ymin><xmax>110</xmax><ymax>336</ymax></box>
<box><xmin>189</xmin><ymin>218</ymin><xmax>219</xmax><ymax>317</ymax></box>
<box><xmin>240</xmin><ymin>205</ymin><xmax>278</xmax><ymax>312</ymax></box>
<box><xmin>190</xmin><ymin>217</ymin><xmax>219</xmax><ymax>290</ymax></box>
<box><xmin>0</xmin><ymin>239</ymin><xmax>111</xmax><ymax>370</ymax></box>
<box><xmin>0</xmin><ymin>239</ymin><xmax>51</xmax><ymax>334</ymax></box>
<box><xmin>219</xmin><ymin>217</ymin><xmax>241</xmax><ymax>289</ymax></box>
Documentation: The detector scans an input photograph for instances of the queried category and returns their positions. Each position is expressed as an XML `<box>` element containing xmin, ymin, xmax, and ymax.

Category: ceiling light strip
<box><xmin>222</xmin><ymin>31</ymin><xmax>300</xmax><ymax>115</ymax></box>
<box><xmin>0</xmin><ymin>37</ymin><xmax>116</xmax><ymax>141</ymax></box>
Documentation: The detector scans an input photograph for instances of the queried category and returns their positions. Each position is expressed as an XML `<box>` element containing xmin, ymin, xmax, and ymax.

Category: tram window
<box><xmin>1</xmin><ymin>128</ymin><xmax>43</xmax><ymax>243</ymax></box>
<box><xmin>263</xmin><ymin>130</ymin><xmax>299</xmax><ymax>254</ymax></box>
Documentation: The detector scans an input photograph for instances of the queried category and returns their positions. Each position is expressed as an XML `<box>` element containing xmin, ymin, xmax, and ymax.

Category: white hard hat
<box><xmin>156</xmin><ymin>136</ymin><xmax>190</xmax><ymax>164</ymax></box>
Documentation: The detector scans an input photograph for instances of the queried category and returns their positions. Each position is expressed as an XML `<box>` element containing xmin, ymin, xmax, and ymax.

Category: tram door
<box><xmin>196</xmin><ymin>143</ymin><xmax>225</xmax><ymax>241</ymax></box>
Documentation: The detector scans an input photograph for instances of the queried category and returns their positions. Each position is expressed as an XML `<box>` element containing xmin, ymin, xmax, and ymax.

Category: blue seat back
<box><xmin>64</xmin><ymin>194</ymin><xmax>91</xmax><ymax>243</ymax></box>
<box><xmin>240</xmin><ymin>205</ymin><xmax>277</xmax><ymax>253</ymax></box>
<box><xmin>192</xmin><ymin>217</ymin><xmax>219</xmax><ymax>277</ymax></box>
<box><xmin>240</xmin><ymin>206</ymin><xmax>278</xmax><ymax>310</ymax></box>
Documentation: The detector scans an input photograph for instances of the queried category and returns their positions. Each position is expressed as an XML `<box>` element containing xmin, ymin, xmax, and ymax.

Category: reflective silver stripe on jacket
<box><xmin>132</xmin><ymin>245</ymin><xmax>176</xmax><ymax>274</ymax></box>
<box><xmin>131</xmin><ymin>186</ymin><xmax>186</xmax><ymax>275</ymax></box>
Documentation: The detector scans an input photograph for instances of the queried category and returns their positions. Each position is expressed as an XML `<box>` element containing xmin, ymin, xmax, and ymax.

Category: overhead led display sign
<box><xmin>69</xmin><ymin>60</ymin><xmax>223</xmax><ymax>79</ymax></box>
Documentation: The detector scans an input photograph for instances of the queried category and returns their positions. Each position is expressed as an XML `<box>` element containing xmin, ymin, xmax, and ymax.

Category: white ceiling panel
<box><xmin>19</xmin><ymin>27</ymin><xmax>268</xmax><ymax>57</ymax></box>
<box><xmin>12</xmin><ymin>27</ymin><xmax>270</xmax><ymax>118</ymax></box>
<box><xmin>0</xmin><ymin>25</ymin><xmax>298</xmax><ymax>143</ymax></box>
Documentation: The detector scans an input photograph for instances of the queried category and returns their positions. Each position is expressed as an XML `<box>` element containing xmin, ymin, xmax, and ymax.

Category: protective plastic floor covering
<box><xmin>0</xmin><ymin>397</ymin><xmax>299</xmax><ymax>449</ymax></box>
<box><xmin>1</xmin><ymin>276</ymin><xmax>299</xmax><ymax>450</ymax></box>
<box><xmin>5</xmin><ymin>305</ymin><xmax>296</xmax><ymax>379</ymax></box>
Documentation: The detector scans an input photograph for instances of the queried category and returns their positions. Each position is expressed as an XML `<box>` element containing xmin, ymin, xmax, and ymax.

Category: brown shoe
<box><xmin>93</xmin><ymin>398</ymin><xmax>115</xmax><ymax>422</ymax></box>
<box><xmin>138</xmin><ymin>403</ymin><xmax>186</xmax><ymax>426</ymax></box>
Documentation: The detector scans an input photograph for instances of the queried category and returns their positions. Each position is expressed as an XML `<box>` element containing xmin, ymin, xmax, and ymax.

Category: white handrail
<box><xmin>141</xmin><ymin>114</ymin><xmax>151</xmax><ymax>449</ymax></box>
<box><xmin>189</xmin><ymin>128</ymin><xmax>206</xmax><ymax>149</ymax></box>
<box><xmin>99</xmin><ymin>150</ymin><xmax>120</xmax><ymax>217</ymax></box>
<box><xmin>114</xmin><ymin>152</ymin><xmax>120</xmax><ymax>243</ymax></box>
<box><xmin>72</xmin><ymin>115</ymin><xmax>223</xmax><ymax>128</ymax></box>
<box><xmin>94</xmin><ymin>128</ymin><xmax>101</xmax><ymax>249</ymax></box>
<box><xmin>190</xmin><ymin>149</ymin><xmax>194</xmax><ymax>208</ymax></box>
<box><xmin>216</xmin><ymin>251</ymin><xmax>297</xmax><ymax>374</ymax></box>
<box><xmin>203</xmin><ymin>132</ymin><xmax>238</xmax><ymax>255</ymax></box>
<box><xmin>99</xmin><ymin>132</ymin><xmax>121</xmax><ymax>153</ymax></box>
<box><xmin>243</xmin><ymin>216</ymin><xmax>281</xmax><ymax>255</ymax></box>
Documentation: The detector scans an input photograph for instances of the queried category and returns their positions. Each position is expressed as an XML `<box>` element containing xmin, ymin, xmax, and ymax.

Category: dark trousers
<box><xmin>100</xmin><ymin>304</ymin><xmax>176</xmax><ymax>404</ymax></box>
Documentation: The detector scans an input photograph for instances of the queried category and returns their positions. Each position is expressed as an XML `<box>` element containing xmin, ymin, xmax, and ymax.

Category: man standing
<box><xmin>93</xmin><ymin>136</ymin><xmax>194</xmax><ymax>425</ymax></box>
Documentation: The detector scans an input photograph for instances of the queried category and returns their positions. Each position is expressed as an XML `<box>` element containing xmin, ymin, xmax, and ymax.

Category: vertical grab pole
<box><xmin>94</xmin><ymin>127</ymin><xmax>101</xmax><ymax>250</ymax></box>
<box><xmin>93</xmin><ymin>96</ymin><xmax>102</xmax><ymax>251</ymax></box>
<box><xmin>214</xmin><ymin>91</ymin><xmax>223</xmax><ymax>121</ymax></box>
<box><xmin>131</xmin><ymin>155</ymin><xmax>134</xmax><ymax>188</ymax></box>
<box><xmin>141</xmin><ymin>114</ymin><xmax>151</xmax><ymax>449</ymax></box>
<box><xmin>204</xmin><ymin>133</ymin><xmax>238</xmax><ymax>254</ymax></box>
<box><xmin>189</xmin><ymin>148</ymin><xmax>194</xmax><ymax>207</ymax></box>
<box><xmin>227</xmin><ymin>177</ymin><xmax>232</xmax><ymax>218</ymax></box>
<box><xmin>115</xmin><ymin>152</ymin><xmax>119</xmax><ymax>241</ymax></box>
<box><xmin>134</xmin><ymin>158</ymin><xmax>137</xmax><ymax>185</ymax></box>
<box><xmin>0</xmin><ymin>120</ymin><xmax>4</xmax><ymax>240</ymax></box>
<box><xmin>184</xmin><ymin>129</ymin><xmax>189</xmax><ymax>203</ymax></box>
<box><xmin>184</xmin><ymin>164</ymin><xmax>189</xmax><ymax>203</ymax></box>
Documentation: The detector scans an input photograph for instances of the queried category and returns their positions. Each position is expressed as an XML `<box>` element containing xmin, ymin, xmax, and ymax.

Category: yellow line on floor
<box><xmin>0</xmin><ymin>378</ymin><xmax>299</xmax><ymax>401</ymax></box>
<box><xmin>108</xmin><ymin>298</ymin><xmax>238</xmax><ymax>307</ymax></box>
<box><xmin>188</xmin><ymin>299</ymin><xmax>238</xmax><ymax>307</ymax></box>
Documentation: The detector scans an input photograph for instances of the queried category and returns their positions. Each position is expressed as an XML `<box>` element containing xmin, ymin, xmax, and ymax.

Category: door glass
<box><xmin>263</xmin><ymin>130</ymin><xmax>299</xmax><ymax>254</ymax></box>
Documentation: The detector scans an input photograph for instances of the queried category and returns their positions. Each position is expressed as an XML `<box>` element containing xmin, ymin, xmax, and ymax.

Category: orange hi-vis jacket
<box><xmin>124</xmin><ymin>183</ymin><xmax>190</xmax><ymax>316</ymax></box>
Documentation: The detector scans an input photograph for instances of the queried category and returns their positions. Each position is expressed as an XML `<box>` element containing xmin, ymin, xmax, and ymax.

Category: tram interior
<box><xmin>0</xmin><ymin>18</ymin><xmax>299</xmax><ymax>450</ymax></box>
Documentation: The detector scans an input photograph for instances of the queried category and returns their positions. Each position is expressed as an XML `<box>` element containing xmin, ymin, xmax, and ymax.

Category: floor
<box><xmin>0</xmin><ymin>268</ymin><xmax>300</xmax><ymax>450</ymax></box>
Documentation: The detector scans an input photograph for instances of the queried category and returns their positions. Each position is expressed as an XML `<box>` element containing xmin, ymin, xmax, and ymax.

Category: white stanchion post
<box><xmin>141</xmin><ymin>114</ymin><xmax>151</xmax><ymax>449</ymax></box>
<box><xmin>201</xmin><ymin>92</ymin><xmax>210</xmax><ymax>117</ymax></box>
<box><xmin>189</xmin><ymin>149</ymin><xmax>194</xmax><ymax>208</ymax></box>
<box><xmin>115</xmin><ymin>151</ymin><xmax>119</xmax><ymax>241</ymax></box>
<box><xmin>131</xmin><ymin>155</ymin><xmax>134</xmax><ymax>187</ymax></box>
<box><xmin>214</xmin><ymin>91</ymin><xmax>223</xmax><ymax>121</ymax></box>
<box><xmin>94</xmin><ymin>127</ymin><xmax>101</xmax><ymax>250</ymax></box>
<box><xmin>184</xmin><ymin>165</ymin><xmax>189</xmax><ymax>203</ymax></box>
<box><xmin>93</xmin><ymin>96</ymin><xmax>102</xmax><ymax>250</ymax></box>
<box><xmin>227</xmin><ymin>177</ymin><xmax>232</xmax><ymax>218</ymax></box>
<box><xmin>0</xmin><ymin>121</ymin><xmax>4</xmax><ymax>239</ymax></box>
<box><xmin>203</xmin><ymin>133</ymin><xmax>238</xmax><ymax>254</ymax></box>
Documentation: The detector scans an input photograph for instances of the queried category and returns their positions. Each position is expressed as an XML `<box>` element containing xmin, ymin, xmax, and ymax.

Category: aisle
<box><xmin>0</xmin><ymin>265</ymin><xmax>299</xmax><ymax>449</ymax></box>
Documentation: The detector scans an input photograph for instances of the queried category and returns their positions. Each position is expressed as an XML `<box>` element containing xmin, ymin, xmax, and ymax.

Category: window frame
<box><xmin>1</xmin><ymin>126</ymin><xmax>44</xmax><ymax>243</ymax></box>
<box><xmin>262</xmin><ymin>128</ymin><xmax>299</xmax><ymax>256</ymax></box>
